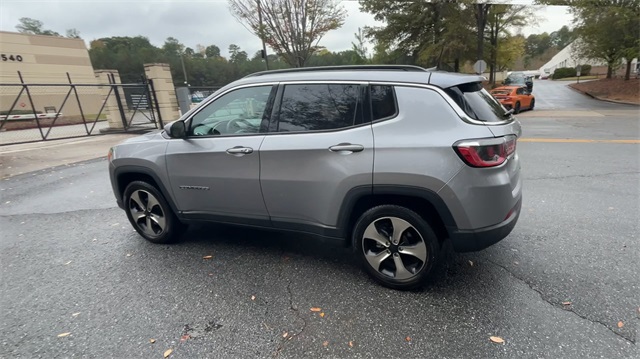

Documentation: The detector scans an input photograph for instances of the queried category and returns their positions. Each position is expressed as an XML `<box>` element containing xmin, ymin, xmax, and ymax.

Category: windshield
<box><xmin>445</xmin><ymin>82</ymin><xmax>509</xmax><ymax>122</ymax></box>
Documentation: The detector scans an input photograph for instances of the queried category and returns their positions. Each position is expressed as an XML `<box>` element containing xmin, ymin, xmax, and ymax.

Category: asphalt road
<box><xmin>1</xmin><ymin>80</ymin><xmax>638</xmax><ymax>358</ymax></box>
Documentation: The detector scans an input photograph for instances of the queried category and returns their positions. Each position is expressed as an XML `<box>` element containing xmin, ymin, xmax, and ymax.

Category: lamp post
<box><xmin>257</xmin><ymin>0</ymin><xmax>269</xmax><ymax>70</ymax></box>
<box><xmin>180</xmin><ymin>54</ymin><xmax>189</xmax><ymax>86</ymax></box>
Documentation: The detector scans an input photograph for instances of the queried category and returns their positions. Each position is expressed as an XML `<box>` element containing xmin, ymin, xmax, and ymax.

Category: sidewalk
<box><xmin>0</xmin><ymin>134</ymin><xmax>139</xmax><ymax>179</ymax></box>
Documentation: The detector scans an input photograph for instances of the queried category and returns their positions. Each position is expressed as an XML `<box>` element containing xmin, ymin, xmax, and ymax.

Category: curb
<box><xmin>568</xmin><ymin>84</ymin><xmax>640</xmax><ymax>106</ymax></box>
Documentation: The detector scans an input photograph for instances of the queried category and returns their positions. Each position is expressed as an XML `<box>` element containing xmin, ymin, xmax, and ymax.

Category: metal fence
<box><xmin>0</xmin><ymin>71</ymin><xmax>162</xmax><ymax>146</ymax></box>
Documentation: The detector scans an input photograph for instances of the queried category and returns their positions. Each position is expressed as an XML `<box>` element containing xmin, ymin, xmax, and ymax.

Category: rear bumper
<box><xmin>449</xmin><ymin>198</ymin><xmax>521</xmax><ymax>252</ymax></box>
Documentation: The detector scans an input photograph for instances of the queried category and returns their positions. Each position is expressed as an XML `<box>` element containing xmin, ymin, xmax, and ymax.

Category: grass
<box><xmin>553</xmin><ymin>76</ymin><xmax>600</xmax><ymax>81</ymax></box>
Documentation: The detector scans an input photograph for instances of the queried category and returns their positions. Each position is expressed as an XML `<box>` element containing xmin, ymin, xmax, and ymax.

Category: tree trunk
<box><xmin>625</xmin><ymin>59</ymin><xmax>632</xmax><ymax>80</ymax></box>
<box><xmin>607</xmin><ymin>64</ymin><xmax>613</xmax><ymax>79</ymax></box>
<box><xmin>454</xmin><ymin>58</ymin><xmax>460</xmax><ymax>73</ymax></box>
<box><xmin>475</xmin><ymin>4</ymin><xmax>490</xmax><ymax>62</ymax></box>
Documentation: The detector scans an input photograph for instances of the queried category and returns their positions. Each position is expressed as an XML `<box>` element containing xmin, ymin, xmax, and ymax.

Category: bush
<box><xmin>552</xmin><ymin>67</ymin><xmax>577</xmax><ymax>79</ymax></box>
<box><xmin>578</xmin><ymin>64</ymin><xmax>592</xmax><ymax>76</ymax></box>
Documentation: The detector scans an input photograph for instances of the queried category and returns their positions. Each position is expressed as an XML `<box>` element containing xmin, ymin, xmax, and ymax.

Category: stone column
<box><xmin>94</xmin><ymin>69</ymin><xmax>126</xmax><ymax>131</ymax></box>
<box><xmin>144</xmin><ymin>63</ymin><xmax>179</xmax><ymax>127</ymax></box>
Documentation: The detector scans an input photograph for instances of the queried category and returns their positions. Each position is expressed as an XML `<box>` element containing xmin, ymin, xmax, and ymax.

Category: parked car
<box><xmin>108</xmin><ymin>65</ymin><xmax>522</xmax><ymax>290</ymax></box>
<box><xmin>490</xmin><ymin>85</ymin><xmax>535</xmax><ymax>114</ymax></box>
<box><xmin>504</xmin><ymin>73</ymin><xmax>534</xmax><ymax>92</ymax></box>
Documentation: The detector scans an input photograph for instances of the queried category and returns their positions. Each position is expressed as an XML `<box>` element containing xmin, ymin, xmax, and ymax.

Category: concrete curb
<box><xmin>568</xmin><ymin>84</ymin><xmax>640</xmax><ymax>107</ymax></box>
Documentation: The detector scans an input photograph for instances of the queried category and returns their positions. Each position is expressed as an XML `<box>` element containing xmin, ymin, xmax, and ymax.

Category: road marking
<box><xmin>520</xmin><ymin>138</ymin><xmax>640</xmax><ymax>144</ymax></box>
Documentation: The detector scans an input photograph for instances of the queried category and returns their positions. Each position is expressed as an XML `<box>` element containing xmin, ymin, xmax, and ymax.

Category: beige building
<box><xmin>0</xmin><ymin>31</ymin><xmax>103</xmax><ymax>120</ymax></box>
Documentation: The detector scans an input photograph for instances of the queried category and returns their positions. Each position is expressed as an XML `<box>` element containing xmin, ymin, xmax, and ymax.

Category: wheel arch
<box><xmin>114</xmin><ymin>166</ymin><xmax>180</xmax><ymax>215</ymax></box>
<box><xmin>337</xmin><ymin>185</ymin><xmax>457</xmax><ymax>248</ymax></box>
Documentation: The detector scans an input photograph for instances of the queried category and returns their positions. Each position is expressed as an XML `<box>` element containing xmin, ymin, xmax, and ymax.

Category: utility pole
<box><xmin>257</xmin><ymin>0</ymin><xmax>269</xmax><ymax>70</ymax></box>
<box><xmin>180</xmin><ymin>54</ymin><xmax>189</xmax><ymax>86</ymax></box>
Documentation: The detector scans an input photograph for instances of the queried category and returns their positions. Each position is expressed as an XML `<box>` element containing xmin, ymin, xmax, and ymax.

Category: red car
<box><xmin>490</xmin><ymin>85</ymin><xmax>535</xmax><ymax>114</ymax></box>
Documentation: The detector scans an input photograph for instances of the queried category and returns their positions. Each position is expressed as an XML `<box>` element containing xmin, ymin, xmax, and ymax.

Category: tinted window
<box><xmin>371</xmin><ymin>85</ymin><xmax>396</xmax><ymax>120</ymax></box>
<box><xmin>445</xmin><ymin>82</ymin><xmax>509</xmax><ymax>122</ymax></box>
<box><xmin>189</xmin><ymin>85</ymin><xmax>273</xmax><ymax>136</ymax></box>
<box><xmin>276</xmin><ymin>84</ymin><xmax>360</xmax><ymax>132</ymax></box>
<box><xmin>516</xmin><ymin>88</ymin><xmax>524</xmax><ymax>95</ymax></box>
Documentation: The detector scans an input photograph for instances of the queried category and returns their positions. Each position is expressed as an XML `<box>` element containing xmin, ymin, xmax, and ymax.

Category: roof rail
<box><xmin>244</xmin><ymin>65</ymin><xmax>429</xmax><ymax>78</ymax></box>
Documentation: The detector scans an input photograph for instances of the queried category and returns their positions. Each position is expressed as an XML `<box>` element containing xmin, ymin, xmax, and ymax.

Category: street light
<box><xmin>257</xmin><ymin>0</ymin><xmax>269</xmax><ymax>70</ymax></box>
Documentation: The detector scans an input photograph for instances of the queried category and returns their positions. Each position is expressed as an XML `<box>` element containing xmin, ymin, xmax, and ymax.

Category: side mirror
<box><xmin>164</xmin><ymin>121</ymin><xmax>186</xmax><ymax>138</ymax></box>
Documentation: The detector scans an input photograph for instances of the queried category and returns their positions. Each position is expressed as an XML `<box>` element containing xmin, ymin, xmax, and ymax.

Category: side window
<box><xmin>370</xmin><ymin>85</ymin><xmax>397</xmax><ymax>120</ymax></box>
<box><xmin>516</xmin><ymin>88</ymin><xmax>524</xmax><ymax>95</ymax></box>
<box><xmin>275</xmin><ymin>84</ymin><xmax>360</xmax><ymax>132</ymax></box>
<box><xmin>189</xmin><ymin>85</ymin><xmax>273</xmax><ymax>136</ymax></box>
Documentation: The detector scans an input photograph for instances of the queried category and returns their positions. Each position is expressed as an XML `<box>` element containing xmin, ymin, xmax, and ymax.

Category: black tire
<box><xmin>529</xmin><ymin>99</ymin><xmax>535</xmax><ymax>110</ymax></box>
<box><xmin>514</xmin><ymin>102</ymin><xmax>521</xmax><ymax>114</ymax></box>
<box><xmin>123</xmin><ymin>181</ymin><xmax>186</xmax><ymax>244</ymax></box>
<box><xmin>352</xmin><ymin>205</ymin><xmax>440</xmax><ymax>290</ymax></box>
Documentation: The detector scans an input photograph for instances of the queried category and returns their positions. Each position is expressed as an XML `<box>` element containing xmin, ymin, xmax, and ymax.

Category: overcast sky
<box><xmin>0</xmin><ymin>0</ymin><xmax>572</xmax><ymax>56</ymax></box>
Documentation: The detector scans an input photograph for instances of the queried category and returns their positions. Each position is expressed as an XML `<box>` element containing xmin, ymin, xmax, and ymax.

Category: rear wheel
<box><xmin>514</xmin><ymin>102</ymin><xmax>521</xmax><ymax>114</ymax></box>
<box><xmin>123</xmin><ymin>181</ymin><xmax>185</xmax><ymax>244</ymax></box>
<box><xmin>353</xmin><ymin>205</ymin><xmax>440</xmax><ymax>290</ymax></box>
<box><xmin>529</xmin><ymin>99</ymin><xmax>535</xmax><ymax>110</ymax></box>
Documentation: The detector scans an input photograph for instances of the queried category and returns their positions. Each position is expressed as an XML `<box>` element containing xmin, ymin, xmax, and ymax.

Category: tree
<box><xmin>205</xmin><ymin>45</ymin><xmax>222</xmax><ymax>59</ymax></box>
<box><xmin>229</xmin><ymin>0</ymin><xmax>347</xmax><ymax>67</ymax></box>
<box><xmin>15</xmin><ymin>17</ymin><xmax>60</xmax><ymax>36</ymax></box>
<box><xmin>228</xmin><ymin>44</ymin><xmax>249</xmax><ymax>64</ymax></box>
<box><xmin>351</xmin><ymin>28</ymin><xmax>369</xmax><ymax>64</ymax></box>
<box><xmin>486</xmin><ymin>5</ymin><xmax>531</xmax><ymax>84</ymax></box>
<box><xmin>66</xmin><ymin>28</ymin><xmax>81</xmax><ymax>39</ymax></box>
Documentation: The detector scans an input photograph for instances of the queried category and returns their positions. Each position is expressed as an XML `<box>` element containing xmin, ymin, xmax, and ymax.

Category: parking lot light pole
<box><xmin>257</xmin><ymin>0</ymin><xmax>269</xmax><ymax>70</ymax></box>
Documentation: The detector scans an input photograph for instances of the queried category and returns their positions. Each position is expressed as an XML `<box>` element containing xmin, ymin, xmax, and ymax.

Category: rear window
<box><xmin>491</xmin><ymin>90</ymin><xmax>511</xmax><ymax>96</ymax></box>
<box><xmin>445</xmin><ymin>82</ymin><xmax>509</xmax><ymax>122</ymax></box>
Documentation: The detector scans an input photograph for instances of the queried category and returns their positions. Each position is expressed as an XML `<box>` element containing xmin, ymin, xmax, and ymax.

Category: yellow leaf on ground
<box><xmin>203</xmin><ymin>255</ymin><xmax>213</xmax><ymax>259</ymax></box>
<box><xmin>149</xmin><ymin>338</ymin><xmax>156</xmax><ymax>344</ymax></box>
<box><xmin>310</xmin><ymin>307</ymin><xmax>321</xmax><ymax>312</ymax></box>
<box><xmin>489</xmin><ymin>336</ymin><xmax>505</xmax><ymax>344</ymax></box>
<box><xmin>251</xmin><ymin>295</ymin><xmax>256</xmax><ymax>301</ymax></box>
<box><xmin>319</xmin><ymin>312</ymin><xmax>325</xmax><ymax>318</ymax></box>
<box><xmin>57</xmin><ymin>332</ymin><xmax>71</xmax><ymax>338</ymax></box>
<box><xmin>617</xmin><ymin>321</ymin><xmax>624</xmax><ymax>328</ymax></box>
<box><xmin>282</xmin><ymin>332</ymin><xmax>288</xmax><ymax>338</ymax></box>
<box><xmin>348</xmin><ymin>341</ymin><xmax>354</xmax><ymax>347</ymax></box>
<box><xmin>322</xmin><ymin>340</ymin><xmax>329</xmax><ymax>347</ymax></box>
<box><xmin>163</xmin><ymin>348</ymin><xmax>173</xmax><ymax>358</ymax></box>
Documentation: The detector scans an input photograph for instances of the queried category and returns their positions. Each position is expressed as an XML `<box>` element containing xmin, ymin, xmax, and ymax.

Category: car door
<box><xmin>165</xmin><ymin>84</ymin><xmax>275</xmax><ymax>225</ymax></box>
<box><xmin>259</xmin><ymin>82</ymin><xmax>373</xmax><ymax>236</ymax></box>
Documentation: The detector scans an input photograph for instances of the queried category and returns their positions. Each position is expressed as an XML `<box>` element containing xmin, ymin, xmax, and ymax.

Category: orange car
<box><xmin>490</xmin><ymin>85</ymin><xmax>535</xmax><ymax>114</ymax></box>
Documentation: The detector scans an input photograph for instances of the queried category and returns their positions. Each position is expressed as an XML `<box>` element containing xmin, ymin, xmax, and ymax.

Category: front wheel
<box><xmin>353</xmin><ymin>205</ymin><xmax>440</xmax><ymax>290</ymax></box>
<box><xmin>123</xmin><ymin>181</ymin><xmax>185</xmax><ymax>244</ymax></box>
<box><xmin>514</xmin><ymin>102</ymin><xmax>521</xmax><ymax>114</ymax></box>
<box><xmin>529</xmin><ymin>99</ymin><xmax>535</xmax><ymax>110</ymax></box>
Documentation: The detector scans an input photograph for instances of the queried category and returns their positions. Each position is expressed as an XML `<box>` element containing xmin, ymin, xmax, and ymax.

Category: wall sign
<box><xmin>1</xmin><ymin>54</ymin><xmax>24</xmax><ymax>62</ymax></box>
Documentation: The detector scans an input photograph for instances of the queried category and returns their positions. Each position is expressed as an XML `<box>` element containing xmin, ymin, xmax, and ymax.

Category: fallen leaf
<box><xmin>126</xmin><ymin>253</ymin><xmax>132</xmax><ymax>257</ymax></box>
<box><xmin>562</xmin><ymin>301</ymin><xmax>572</xmax><ymax>306</ymax></box>
<box><xmin>203</xmin><ymin>255</ymin><xmax>213</xmax><ymax>259</ymax></box>
<box><xmin>251</xmin><ymin>295</ymin><xmax>256</xmax><ymax>301</ymax></box>
<box><xmin>111</xmin><ymin>223</ymin><xmax>119</xmax><ymax>226</ymax></box>
<box><xmin>282</xmin><ymin>332</ymin><xmax>288</xmax><ymax>338</ymax></box>
<box><xmin>405</xmin><ymin>336</ymin><xmax>411</xmax><ymax>342</ymax></box>
<box><xmin>322</xmin><ymin>340</ymin><xmax>329</xmax><ymax>347</ymax></box>
<box><xmin>72</xmin><ymin>312</ymin><xmax>80</xmax><ymax>317</ymax></box>
<box><xmin>319</xmin><ymin>312</ymin><xmax>325</xmax><ymax>318</ymax></box>
<box><xmin>348</xmin><ymin>341</ymin><xmax>354</xmax><ymax>348</ymax></box>
<box><xmin>64</xmin><ymin>261</ymin><xmax>72</xmax><ymax>265</ymax></box>
<box><xmin>208</xmin><ymin>273</ymin><xmax>213</xmax><ymax>276</ymax></box>
<box><xmin>310</xmin><ymin>307</ymin><xmax>322</xmax><ymax>312</ymax></box>
<box><xmin>150</xmin><ymin>339</ymin><xmax>156</xmax><ymax>344</ymax></box>
<box><xmin>489</xmin><ymin>336</ymin><xmax>505</xmax><ymax>344</ymax></box>
<box><xmin>57</xmin><ymin>332</ymin><xmax>71</xmax><ymax>338</ymax></box>
<box><xmin>468</xmin><ymin>260</ymin><xmax>474</xmax><ymax>266</ymax></box>
<box><xmin>514</xmin><ymin>261</ymin><xmax>519</xmax><ymax>265</ymax></box>
<box><xmin>163</xmin><ymin>349</ymin><xmax>173</xmax><ymax>358</ymax></box>
<box><xmin>180</xmin><ymin>334</ymin><xmax>190</xmax><ymax>342</ymax></box>
<box><xmin>617</xmin><ymin>321</ymin><xmax>624</xmax><ymax>328</ymax></box>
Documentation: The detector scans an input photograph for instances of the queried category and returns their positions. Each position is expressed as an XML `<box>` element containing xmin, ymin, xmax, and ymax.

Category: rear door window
<box><xmin>274</xmin><ymin>84</ymin><xmax>361</xmax><ymax>132</ymax></box>
<box><xmin>445</xmin><ymin>82</ymin><xmax>509</xmax><ymax>123</ymax></box>
<box><xmin>370</xmin><ymin>85</ymin><xmax>397</xmax><ymax>120</ymax></box>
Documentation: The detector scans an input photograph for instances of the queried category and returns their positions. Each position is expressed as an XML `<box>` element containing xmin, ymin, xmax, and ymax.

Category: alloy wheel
<box><xmin>128</xmin><ymin>189</ymin><xmax>166</xmax><ymax>237</ymax></box>
<box><xmin>361</xmin><ymin>217</ymin><xmax>428</xmax><ymax>280</ymax></box>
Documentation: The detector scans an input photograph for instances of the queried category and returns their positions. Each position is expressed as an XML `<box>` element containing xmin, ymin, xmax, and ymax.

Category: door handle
<box><xmin>226</xmin><ymin>146</ymin><xmax>253</xmax><ymax>155</ymax></box>
<box><xmin>329</xmin><ymin>143</ymin><xmax>364</xmax><ymax>153</ymax></box>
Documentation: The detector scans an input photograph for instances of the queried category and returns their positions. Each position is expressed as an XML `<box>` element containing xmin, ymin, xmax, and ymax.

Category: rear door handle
<box><xmin>329</xmin><ymin>143</ymin><xmax>364</xmax><ymax>153</ymax></box>
<box><xmin>226</xmin><ymin>146</ymin><xmax>253</xmax><ymax>155</ymax></box>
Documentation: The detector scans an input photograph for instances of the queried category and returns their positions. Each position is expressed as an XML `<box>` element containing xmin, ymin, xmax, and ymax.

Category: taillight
<box><xmin>453</xmin><ymin>136</ymin><xmax>517</xmax><ymax>168</ymax></box>
<box><xmin>107</xmin><ymin>147</ymin><xmax>114</xmax><ymax>162</ymax></box>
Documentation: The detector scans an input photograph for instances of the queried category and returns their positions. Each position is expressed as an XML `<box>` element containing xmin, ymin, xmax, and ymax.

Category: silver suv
<box><xmin>108</xmin><ymin>65</ymin><xmax>522</xmax><ymax>289</ymax></box>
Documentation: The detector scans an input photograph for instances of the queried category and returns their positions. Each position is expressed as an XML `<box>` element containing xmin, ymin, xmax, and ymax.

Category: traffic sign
<box><xmin>473</xmin><ymin>60</ymin><xmax>487</xmax><ymax>74</ymax></box>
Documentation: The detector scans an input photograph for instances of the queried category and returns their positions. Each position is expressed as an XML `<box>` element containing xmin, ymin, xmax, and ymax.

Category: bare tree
<box><xmin>229</xmin><ymin>0</ymin><xmax>346</xmax><ymax>67</ymax></box>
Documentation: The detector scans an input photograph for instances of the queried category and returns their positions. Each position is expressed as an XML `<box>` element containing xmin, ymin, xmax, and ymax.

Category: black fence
<box><xmin>0</xmin><ymin>71</ymin><xmax>163</xmax><ymax>145</ymax></box>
